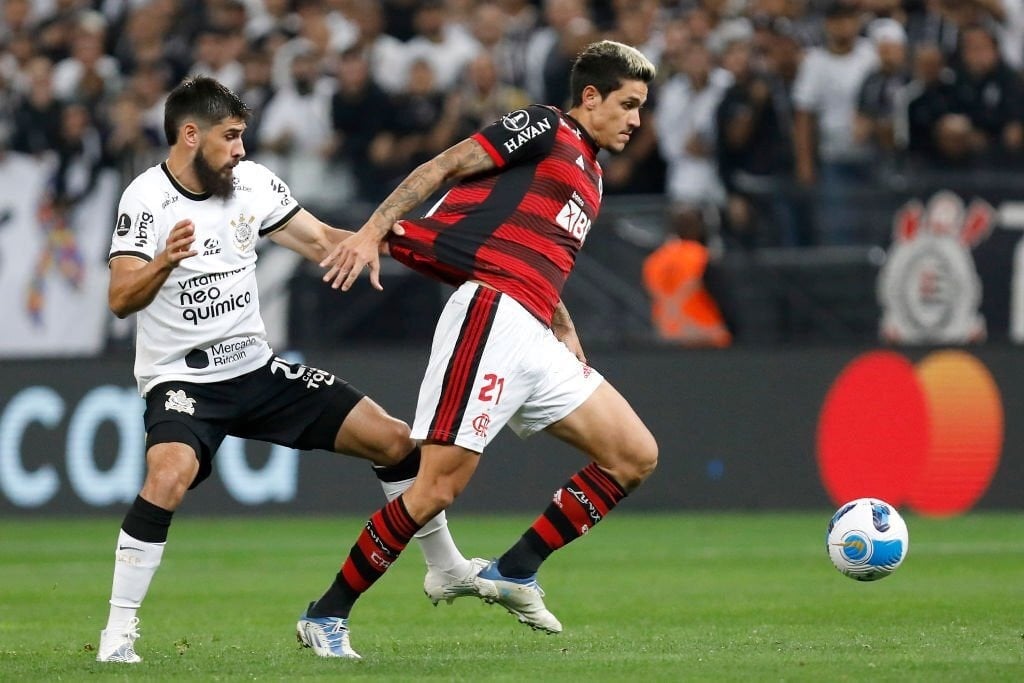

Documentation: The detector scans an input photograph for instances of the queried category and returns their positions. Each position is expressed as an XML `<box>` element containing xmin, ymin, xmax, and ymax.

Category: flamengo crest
<box><xmin>877</xmin><ymin>191</ymin><xmax>993</xmax><ymax>344</ymax></box>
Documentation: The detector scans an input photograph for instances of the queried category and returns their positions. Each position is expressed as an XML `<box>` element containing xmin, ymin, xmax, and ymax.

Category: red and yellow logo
<box><xmin>817</xmin><ymin>350</ymin><xmax>1003</xmax><ymax>517</ymax></box>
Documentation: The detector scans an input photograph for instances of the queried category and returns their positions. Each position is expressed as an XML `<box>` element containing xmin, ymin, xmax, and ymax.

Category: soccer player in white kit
<box><xmin>97</xmin><ymin>76</ymin><xmax>483</xmax><ymax>663</ymax></box>
<box><xmin>304</xmin><ymin>41</ymin><xmax>660</xmax><ymax>657</ymax></box>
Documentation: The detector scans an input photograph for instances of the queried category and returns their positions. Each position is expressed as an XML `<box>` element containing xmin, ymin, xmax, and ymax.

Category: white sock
<box><xmin>379</xmin><ymin>477</ymin><xmax>470</xmax><ymax>575</ymax></box>
<box><xmin>103</xmin><ymin>529</ymin><xmax>165</xmax><ymax>633</ymax></box>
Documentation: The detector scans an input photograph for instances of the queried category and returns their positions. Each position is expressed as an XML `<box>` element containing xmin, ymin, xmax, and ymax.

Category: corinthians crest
<box><xmin>231</xmin><ymin>212</ymin><xmax>257</xmax><ymax>252</ymax></box>
<box><xmin>877</xmin><ymin>191</ymin><xmax>993</xmax><ymax>344</ymax></box>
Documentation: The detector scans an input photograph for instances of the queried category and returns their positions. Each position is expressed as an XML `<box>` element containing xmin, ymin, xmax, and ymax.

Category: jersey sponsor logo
<box><xmin>177</xmin><ymin>267</ymin><xmax>252</xmax><ymax>325</ymax></box>
<box><xmin>210</xmin><ymin>336</ymin><xmax>259</xmax><ymax>367</ymax></box>
<box><xmin>565</xmin><ymin>484</ymin><xmax>601</xmax><ymax>527</ymax></box>
<box><xmin>502</xmin><ymin>116</ymin><xmax>552</xmax><ymax>155</ymax></box>
<box><xmin>164</xmin><ymin>389</ymin><xmax>196</xmax><ymax>415</ymax></box>
<box><xmin>231</xmin><ymin>213</ymin><xmax>256</xmax><ymax>252</ymax></box>
<box><xmin>555</xmin><ymin>191</ymin><xmax>592</xmax><ymax>243</ymax></box>
<box><xmin>134</xmin><ymin>211</ymin><xmax>153</xmax><ymax>248</ymax></box>
<box><xmin>161</xmin><ymin>191</ymin><xmax>178</xmax><ymax>209</ymax></box>
<box><xmin>232</xmin><ymin>176</ymin><xmax>252</xmax><ymax>193</ymax></box>
<box><xmin>115</xmin><ymin>213</ymin><xmax>131</xmax><ymax>237</ymax></box>
<box><xmin>501</xmin><ymin>109</ymin><xmax>530</xmax><ymax>132</ymax></box>
<box><xmin>269</xmin><ymin>356</ymin><xmax>337</xmax><ymax>389</ymax></box>
<box><xmin>202</xmin><ymin>238</ymin><xmax>222</xmax><ymax>256</ymax></box>
<box><xmin>270</xmin><ymin>179</ymin><xmax>292</xmax><ymax>207</ymax></box>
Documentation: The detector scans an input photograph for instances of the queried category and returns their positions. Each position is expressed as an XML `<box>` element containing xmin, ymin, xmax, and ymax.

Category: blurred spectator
<box><xmin>188</xmin><ymin>26</ymin><xmax>245</xmax><ymax>93</ymax></box>
<box><xmin>655</xmin><ymin>39</ymin><xmax>731</xmax><ymax>235</ymax></box>
<box><xmin>716</xmin><ymin>32</ymin><xmax>799</xmax><ymax>247</ymax></box>
<box><xmin>468</xmin><ymin>1</ymin><xmax>520</xmax><ymax>90</ymax></box>
<box><xmin>901</xmin><ymin>42</ymin><xmax>957</xmax><ymax>164</ymax></box>
<box><xmin>103</xmin><ymin>91</ymin><xmax>163</xmax><ymax>191</ymax></box>
<box><xmin>935</xmin><ymin>23</ymin><xmax>1024</xmax><ymax>165</ymax></box>
<box><xmin>329</xmin><ymin>46</ymin><xmax>391</xmax><ymax>201</ymax></box>
<box><xmin>792</xmin><ymin>1</ymin><xmax>878</xmax><ymax>245</ymax></box>
<box><xmin>496</xmin><ymin>0</ymin><xmax>541</xmax><ymax>90</ymax></box>
<box><xmin>258</xmin><ymin>45</ymin><xmax>339</xmax><ymax>205</ymax></box>
<box><xmin>448</xmin><ymin>51</ymin><xmax>530</xmax><ymax>140</ymax></box>
<box><xmin>237</xmin><ymin>48</ymin><xmax>276</xmax><ymax>153</ymax></box>
<box><xmin>346</xmin><ymin>0</ymin><xmax>407</xmax><ymax>94</ymax></box>
<box><xmin>10</xmin><ymin>56</ymin><xmax>63</xmax><ymax>157</ymax></box>
<box><xmin>369</xmin><ymin>59</ymin><xmax>459</xmax><ymax>196</ymax></box>
<box><xmin>126</xmin><ymin>62</ymin><xmax>172</xmax><ymax>144</ymax></box>
<box><xmin>402</xmin><ymin>0</ymin><xmax>480</xmax><ymax>91</ymax></box>
<box><xmin>246</xmin><ymin>0</ymin><xmax>300</xmax><ymax>43</ymax></box>
<box><xmin>642</xmin><ymin>208</ymin><xmax>732</xmax><ymax>348</ymax></box>
<box><xmin>855</xmin><ymin>19</ymin><xmax>911</xmax><ymax>161</ymax></box>
<box><xmin>51</xmin><ymin>11</ymin><xmax>121</xmax><ymax>111</ymax></box>
<box><xmin>0</xmin><ymin>0</ymin><xmax>33</xmax><ymax>45</ymax></box>
<box><xmin>524</xmin><ymin>0</ymin><xmax>592</xmax><ymax>104</ymax></box>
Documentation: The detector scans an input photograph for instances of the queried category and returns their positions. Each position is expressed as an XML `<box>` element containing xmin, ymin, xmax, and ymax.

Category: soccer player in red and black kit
<box><xmin>299</xmin><ymin>40</ymin><xmax>659</xmax><ymax>658</ymax></box>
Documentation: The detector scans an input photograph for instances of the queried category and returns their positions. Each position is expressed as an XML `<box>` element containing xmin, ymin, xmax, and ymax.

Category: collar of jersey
<box><xmin>561</xmin><ymin>112</ymin><xmax>600</xmax><ymax>158</ymax></box>
<box><xmin>161</xmin><ymin>162</ymin><xmax>213</xmax><ymax>201</ymax></box>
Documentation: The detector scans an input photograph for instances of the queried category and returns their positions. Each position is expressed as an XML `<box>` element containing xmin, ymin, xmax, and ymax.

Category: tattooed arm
<box><xmin>321</xmin><ymin>137</ymin><xmax>496</xmax><ymax>291</ymax></box>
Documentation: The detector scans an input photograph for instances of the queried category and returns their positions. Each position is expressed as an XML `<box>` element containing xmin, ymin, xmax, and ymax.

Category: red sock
<box><xmin>311</xmin><ymin>496</ymin><xmax>421</xmax><ymax>617</ymax></box>
<box><xmin>498</xmin><ymin>463</ymin><xmax>627</xmax><ymax>577</ymax></box>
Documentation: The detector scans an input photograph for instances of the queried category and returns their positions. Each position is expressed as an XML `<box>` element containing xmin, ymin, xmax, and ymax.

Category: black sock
<box><xmin>121</xmin><ymin>495</ymin><xmax>174</xmax><ymax>543</ymax></box>
<box><xmin>371</xmin><ymin>446</ymin><xmax>421</xmax><ymax>482</ymax></box>
<box><xmin>308</xmin><ymin>572</ymin><xmax>360</xmax><ymax>618</ymax></box>
<box><xmin>497</xmin><ymin>534</ymin><xmax>550</xmax><ymax>578</ymax></box>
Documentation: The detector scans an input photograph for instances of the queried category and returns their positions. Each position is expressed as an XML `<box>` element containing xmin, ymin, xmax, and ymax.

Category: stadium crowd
<box><xmin>2</xmin><ymin>0</ymin><xmax>1023</xmax><ymax>250</ymax></box>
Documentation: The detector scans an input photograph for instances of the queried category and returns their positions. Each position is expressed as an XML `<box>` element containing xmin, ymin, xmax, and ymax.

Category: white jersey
<box><xmin>108</xmin><ymin>160</ymin><xmax>300</xmax><ymax>395</ymax></box>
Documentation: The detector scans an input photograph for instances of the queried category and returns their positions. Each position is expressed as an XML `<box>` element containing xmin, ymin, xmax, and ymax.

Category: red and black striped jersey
<box><xmin>387</xmin><ymin>104</ymin><xmax>603</xmax><ymax>325</ymax></box>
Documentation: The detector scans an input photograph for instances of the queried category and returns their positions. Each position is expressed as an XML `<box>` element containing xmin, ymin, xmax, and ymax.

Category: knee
<box><xmin>142</xmin><ymin>462</ymin><xmax>194</xmax><ymax>508</ymax></box>
<box><xmin>381</xmin><ymin>421</ymin><xmax>414</xmax><ymax>465</ymax></box>
<box><xmin>613</xmin><ymin>431</ymin><xmax>659</xmax><ymax>491</ymax></box>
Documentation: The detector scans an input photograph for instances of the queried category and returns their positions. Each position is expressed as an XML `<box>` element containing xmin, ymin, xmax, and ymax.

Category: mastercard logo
<box><xmin>817</xmin><ymin>350</ymin><xmax>1003</xmax><ymax>517</ymax></box>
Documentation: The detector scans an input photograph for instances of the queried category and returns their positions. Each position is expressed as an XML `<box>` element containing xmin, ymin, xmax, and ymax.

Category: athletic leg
<box><xmin>298</xmin><ymin>444</ymin><xmax>479</xmax><ymax>657</ymax></box>
<box><xmin>495</xmin><ymin>380</ymin><xmax>657</xmax><ymax>578</ymax></box>
<box><xmin>98</xmin><ymin>440</ymin><xmax>200</xmax><ymax>663</ymax></box>
<box><xmin>331</xmin><ymin>397</ymin><xmax>475</xmax><ymax>587</ymax></box>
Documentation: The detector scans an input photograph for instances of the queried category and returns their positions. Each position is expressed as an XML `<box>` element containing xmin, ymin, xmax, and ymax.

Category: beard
<box><xmin>194</xmin><ymin>147</ymin><xmax>235</xmax><ymax>199</ymax></box>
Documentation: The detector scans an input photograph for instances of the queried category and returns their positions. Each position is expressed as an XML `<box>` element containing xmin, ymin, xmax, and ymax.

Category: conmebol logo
<box><xmin>817</xmin><ymin>350</ymin><xmax>1003</xmax><ymax>517</ymax></box>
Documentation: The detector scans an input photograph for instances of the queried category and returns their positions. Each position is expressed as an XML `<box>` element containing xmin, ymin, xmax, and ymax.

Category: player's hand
<box><xmin>555</xmin><ymin>326</ymin><xmax>587</xmax><ymax>365</ymax></box>
<box><xmin>158</xmin><ymin>219</ymin><xmax>198</xmax><ymax>270</ymax></box>
<box><xmin>321</xmin><ymin>222</ymin><xmax>403</xmax><ymax>291</ymax></box>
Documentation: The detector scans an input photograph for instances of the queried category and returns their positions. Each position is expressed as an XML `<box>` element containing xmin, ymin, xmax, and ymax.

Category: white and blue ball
<box><xmin>826</xmin><ymin>498</ymin><xmax>909</xmax><ymax>581</ymax></box>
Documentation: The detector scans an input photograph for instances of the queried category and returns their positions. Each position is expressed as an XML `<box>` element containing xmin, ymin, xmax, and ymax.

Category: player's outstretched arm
<box><xmin>108</xmin><ymin>219</ymin><xmax>197</xmax><ymax>318</ymax></box>
<box><xmin>320</xmin><ymin>136</ymin><xmax>497</xmax><ymax>292</ymax></box>
<box><xmin>552</xmin><ymin>299</ymin><xmax>587</xmax><ymax>364</ymax></box>
<box><xmin>269</xmin><ymin>208</ymin><xmax>404</xmax><ymax>264</ymax></box>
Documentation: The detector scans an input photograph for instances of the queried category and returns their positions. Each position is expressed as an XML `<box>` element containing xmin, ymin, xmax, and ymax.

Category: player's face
<box><xmin>194</xmin><ymin>116</ymin><xmax>246</xmax><ymax>198</ymax></box>
<box><xmin>586</xmin><ymin>80</ymin><xmax>648</xmax><ymax>153</ymax></box>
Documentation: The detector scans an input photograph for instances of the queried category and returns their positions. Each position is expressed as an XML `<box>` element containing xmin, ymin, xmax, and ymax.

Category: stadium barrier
<box><xmin>1</xmin><ymin>347</ymin><xmax>1020</xmax><ymax>516</ymax></box>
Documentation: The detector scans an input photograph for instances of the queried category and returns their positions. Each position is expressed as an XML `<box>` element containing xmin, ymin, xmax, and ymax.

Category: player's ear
<box><xmin>582</xmin><ymin>84</ymin><xmax>601</xmax><ymax>110</ymax></box>
<box><xmin>181</xmin><ymin>121</ymin><xmax>201</xmax><ymax>147</ymax></box>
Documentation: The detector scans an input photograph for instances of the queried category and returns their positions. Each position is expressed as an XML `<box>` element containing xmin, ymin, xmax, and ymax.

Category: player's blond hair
<box><xmin>569</xmin><ymin>40</ymin><xmax>656</xmax><ymax>106</ymax></box>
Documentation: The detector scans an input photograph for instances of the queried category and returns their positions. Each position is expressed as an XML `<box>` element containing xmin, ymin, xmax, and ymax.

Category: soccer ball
<box><xmin>826</xmin><ymin>498</ymin><xmax>909</xmax><ymax>581</ymax></box>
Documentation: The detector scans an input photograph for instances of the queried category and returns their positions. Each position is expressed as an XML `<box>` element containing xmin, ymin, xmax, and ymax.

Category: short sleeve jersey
<box><xmin>387</xmin><ymin>104</ymin><xmax>603</xmax><ymax>325</ymax></box>
<box><xmin>108</xmin><ymin>161</ymin><xmax>300</xmax><ymax>395</ymax></box>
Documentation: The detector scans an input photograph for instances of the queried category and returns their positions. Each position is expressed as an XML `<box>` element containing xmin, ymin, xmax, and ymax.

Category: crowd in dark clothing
<box><xmin>3</xmin><ymin>0</ymin><xmax>1024</xmax><ymax>247</ymax></box>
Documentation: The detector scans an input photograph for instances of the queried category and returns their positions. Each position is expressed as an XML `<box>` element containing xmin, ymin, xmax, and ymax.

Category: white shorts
<box><xmin>411</xmin><ymin>282</ymin><xmax>603</xmax><ymax>453</ymax></box>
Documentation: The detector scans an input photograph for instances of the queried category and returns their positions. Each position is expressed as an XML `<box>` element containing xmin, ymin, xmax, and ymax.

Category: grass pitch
<box><xmin>1</xmin><ymin>512</ymin><xmax>1021</xmax><ymax>681</ymax></box>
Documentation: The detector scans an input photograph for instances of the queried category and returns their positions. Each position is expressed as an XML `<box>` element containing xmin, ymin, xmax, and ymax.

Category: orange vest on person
<box><xmin>642</xmin><ymin>238</ymin><xmax>732</xmax><ymax>347</ymax></box>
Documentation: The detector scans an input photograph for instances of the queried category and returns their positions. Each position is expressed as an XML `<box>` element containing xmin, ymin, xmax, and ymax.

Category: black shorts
<box><xmin>143</xmin><ymin>356</ymin><xmax>364</xmax><ymax>488</ymax></box>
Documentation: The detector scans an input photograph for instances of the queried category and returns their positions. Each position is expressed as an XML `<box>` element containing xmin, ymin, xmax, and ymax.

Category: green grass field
<box><xmin>1</xmin><ymin>512</ymin><xmax>1021</xmax><ymax>681</ymax></box>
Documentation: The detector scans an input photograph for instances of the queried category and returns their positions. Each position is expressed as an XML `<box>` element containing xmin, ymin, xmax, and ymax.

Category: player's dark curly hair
<box><xmin>163</xmin><ymin>75</ymin><xmax>250</xmax><ymax>145</ymax></box>
<box><xmin>569</xmin><ymin>40</ymin><xmax>656</xmax><ymax>107</ymax></box>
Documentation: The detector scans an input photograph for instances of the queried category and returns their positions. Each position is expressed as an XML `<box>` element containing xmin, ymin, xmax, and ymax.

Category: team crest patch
<box><xmin>231</xmin><ymin>213</ymin><xmax>257</xmax><ymax>252</ymax></box>
<box><xmin>877</xmin><ymin>191</ymin><xmax>993</xmax><ymax>344</ymax></box>
<box><xmin>471</xmin><ymin>412</ymin><xmax>491</xmax><ymax>438</ymax></box>
<box><xmin>165</xmin><ymin>389</ymin><xmax>197</xmax><ymax>415</ymax></box>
